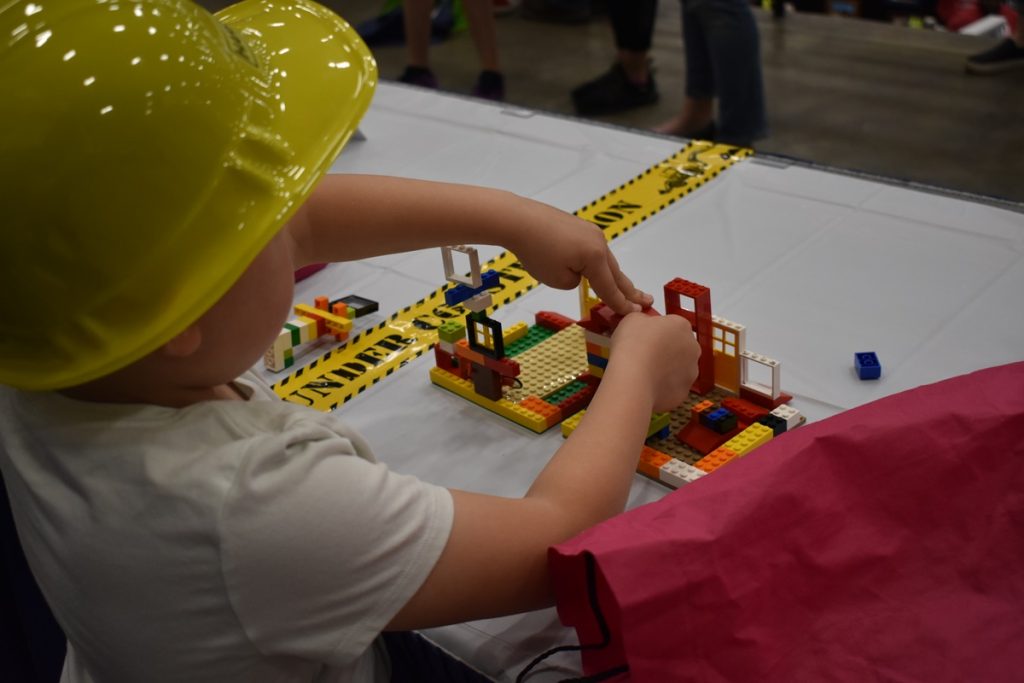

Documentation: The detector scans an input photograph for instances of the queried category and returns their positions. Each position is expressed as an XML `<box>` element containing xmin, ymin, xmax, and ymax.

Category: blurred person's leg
<box><xmin>656</xmin><ymin>0</ymin><xmax>765</xmax><ymax>146</ymax></box>
<box><xmin>965</xmin><ymin>2</ymin><xmax>1024</xmax><ymax>74</ymax></box>
<box><xmin>572</xmin><ymin>0</ymin><xmax>660</xmax><ymax>114</ymax></box>
<box><xmin>400</xmin><ymin>0</ymin><xmax>440</xmax><ymax>87</ymax></box>
<box><xmin>463</xmin><ymin>0</ymin><xmax>507</xmax><ymax>99</ymax></box>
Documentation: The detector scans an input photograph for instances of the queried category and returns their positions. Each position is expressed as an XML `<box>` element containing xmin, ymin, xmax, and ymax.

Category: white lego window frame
<box><xmin>442</xmin><ymin>245</ymin><xmax>482</xmax><ymax>288</ymax></box>
<box><xmin>740</xmin><ymin>350</ymin><xmax>781</xmax><ymax>400</ymax></box>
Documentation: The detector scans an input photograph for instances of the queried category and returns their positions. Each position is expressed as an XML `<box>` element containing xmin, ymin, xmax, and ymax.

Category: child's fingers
<box><xmin>607</xmin><ymin>252</ymin><xmax>652</xmax><ymax>308</ymax></box>
<box><xmin>584</xmin><ymin>253</ymin><xmax>641</xmax><ymax>315</ymax></box>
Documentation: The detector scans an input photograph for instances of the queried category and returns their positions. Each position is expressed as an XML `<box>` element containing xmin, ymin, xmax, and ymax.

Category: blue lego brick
<box><xmin>699</xmin><ymin>407</ymin><xmax>738</xmax><ymax>434</ymax></box>
<box><xmin>586</xmin><ymin>353</ymin><xmax>609</xmax><ymax>369</ymax></box>
<box><xmin>444</xmin><ymin>270</ymin><xmax>500</xmax><ymax>307</ymax></box>
<box><xmin>854</xmin><ymin>352</ymin><xmax>882</xmax><ymax>380</ymax></box>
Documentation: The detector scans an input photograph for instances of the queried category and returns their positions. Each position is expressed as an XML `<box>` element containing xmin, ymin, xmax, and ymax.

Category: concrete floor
<box><xmin>204</xmin><ymin>1</ymin><xmax>1024</xmax><ymax>204</ymax></box>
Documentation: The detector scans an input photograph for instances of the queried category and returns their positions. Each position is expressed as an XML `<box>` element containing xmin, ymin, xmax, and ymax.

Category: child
<box><xmin>0</xmin><ymin>0</ymin><xmax>700</xmax><ymax>681</ymax></box>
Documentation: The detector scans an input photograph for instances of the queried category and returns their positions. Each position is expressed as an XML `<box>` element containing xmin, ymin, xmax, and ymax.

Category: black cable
<box><xmin>515</xmin><ymin>553</ymin><xmax>629</xmax><ymax>683</ymax></box>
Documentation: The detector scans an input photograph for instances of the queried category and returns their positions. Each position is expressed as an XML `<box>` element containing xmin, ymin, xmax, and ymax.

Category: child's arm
<box><xmin>386</xmin><ymin>312</ymin><xmax>701</xmax><ymax>629</ymax></box>
<box><xmin>285</xmin><ymin>174</ymin><xmax>651</xmax><ymax>314</ymax></box>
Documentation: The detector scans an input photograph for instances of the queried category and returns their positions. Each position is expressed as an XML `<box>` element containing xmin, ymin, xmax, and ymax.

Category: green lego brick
<box><xmin>284</xmin><ymin>322</ymin><xmax>301</xmax><ymax>347</ymax></box>
<box><xmin>505</xmin><ymin>324</ymin><xmax>556</xmax><ymax>357</ymax></box>
<box><xmin>438</xmin><ymin>321</ymin><xmax>467</xmax><ymax>344</ymax></box>
<box><xmin>543</xmin><ymin>379</ymin><xmax>589</xmax><ymax>405</ymax></box>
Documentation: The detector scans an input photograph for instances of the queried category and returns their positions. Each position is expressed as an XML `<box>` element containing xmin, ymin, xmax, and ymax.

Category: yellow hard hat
<box><xmin>0</xmin><ymin>0</ymin><xmax>376</xmax><ymax>390</ymax></box>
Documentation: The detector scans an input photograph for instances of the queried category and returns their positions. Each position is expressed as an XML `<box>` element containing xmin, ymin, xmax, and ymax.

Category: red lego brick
<box><xmin>738</xmin><ymin>387</ymin><xmax>794</xmax><ymax>410</ymax></box>
<box><xmin>536</xmin><ymin>310</ymin><xmax>577</xmax><ymax>332</ymax></box>
<box><xmin>722</xmin><ymin>397</ymin><xmax>770</xmax><ymax>422</ymax></box>
<box><xmin>676</xmin><ymin>419</ymin><xmax>741</xmax><ymax>455</ymax></box>
<box><xmin>554</xmin><ymin>382</ymin><xmax>596</xmax><ymax>418</ymax></box>
<box><xmin>662</xmin><ymin>277</ymin><xmax>714</xmax><ymax>394</ymax></box>
<box><xmin>576</xmin><ymin>317</ymin><xmax>610</xmax><ymax>335</ymax></box>
<box><xmin>482</xmin><ymin>354</ymin><xmax>520</xmax><ymax>378</ymax></box>
<box><xmin>433</xmin><ymin>343</ymin><xmax>458</xmax><ymax>373</ymax></box>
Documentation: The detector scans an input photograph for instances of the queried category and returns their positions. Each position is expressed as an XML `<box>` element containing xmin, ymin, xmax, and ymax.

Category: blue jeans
<box><xmin>682</xmin><ymin>0</ymin><xmax>768</xmax><ymax>144</ymax></box>
<box><xmin>608</xmin><ymin>0</ymin><xmax>767</xmax><ymax>145</ymax></box>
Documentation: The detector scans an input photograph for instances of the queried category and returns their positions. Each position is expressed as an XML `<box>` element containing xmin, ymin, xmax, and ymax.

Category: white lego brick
<box><xmin>770</xmin><ymin>404</ymin><xmax>802</xmax><ymax>430</ymax></box>
<box><xmin>438</xmin><ymin>339</ymin><xmax>456</xmax><ymax>354</ymax></box>
<box><xmin>463</xmin><ymin>291</ymin><xmax>493</xmax><ymax>312</ymax></box>
<box><xmin>658</xmin><ymin>459</ymin><xmax>706</xmax><ymax>488</ymax></box>
<box><xmin>583</xmin><ymin>329</ymin><xmax>612</xmax><ymax>347</ymax></box>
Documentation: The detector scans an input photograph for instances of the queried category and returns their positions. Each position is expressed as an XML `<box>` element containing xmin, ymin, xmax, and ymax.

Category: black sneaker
<box><xmin>398</xmin><ymin>66</ymin><xmax>439</xmax><ymax>89</ymax></box>
<box><xmin>472</xmin><ymin>70</ymin><xmax>505</xmax><ymax>101</ymax></box>
<box><xmin>571</xmin><ymin>62</ymin><xmax>658</xmax><ymax>116</ymax></box>
<box><xmin>965</xmin><ymin>39</ymin><xmax>1024</xmax><ymax>75</ymax></box>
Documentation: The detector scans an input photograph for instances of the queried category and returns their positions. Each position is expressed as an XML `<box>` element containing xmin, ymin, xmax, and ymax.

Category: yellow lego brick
<box><xmin>588</xmin><ymin>365</ymin><xmax>605</xmax><ymax>379</ymax></box>
<box><xmin>294</xmin><ymin>303</ymin><xmax>353</xmax><ymax>332</ymax></box>
<box><xmin>561</xmin><ymin>409</ymin><xmax>585</xmax><ymax>437</ymax></box>
<box><xmin>722</xmin><ymin>422</ymin><xmax>773</xmax><ymax>457</ymax></box>
<box><xmin>502</xmin><ymin>321</ymin><xmax>529</xmax><ymax>345</ymax></box>
<box><xmin>430</xmin><ymin>367</ymin><xmax>549</xmax><ymax>433</ymax></box>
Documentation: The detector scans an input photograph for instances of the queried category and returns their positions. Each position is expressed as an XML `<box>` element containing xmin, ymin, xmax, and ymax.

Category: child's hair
<box><xmin>0</xmin><ymin>0</ymin><xmax>376</xmax><ymax>390</ymax></box>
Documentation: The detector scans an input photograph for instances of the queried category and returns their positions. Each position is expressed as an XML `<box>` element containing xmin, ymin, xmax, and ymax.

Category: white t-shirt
<box><xmin>0</xmin><ymin>372</ymin><xmax>454</xmax><ymax>683</ymax></box>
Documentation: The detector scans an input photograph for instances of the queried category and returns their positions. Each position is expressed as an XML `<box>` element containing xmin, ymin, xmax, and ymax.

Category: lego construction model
<box><xmin>429</xmin><ymin>246</ymin><xmax>805</xmax><ymax>489</ymax></box>
<box><xmin>265</xmin><ymin>294</ymin><xmax>379</xmax><ymax>371</ymax></box>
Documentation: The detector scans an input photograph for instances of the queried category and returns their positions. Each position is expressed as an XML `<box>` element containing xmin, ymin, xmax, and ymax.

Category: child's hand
<box><xmin>609</xmin><ymin>313</ymin><xmax>701</xmax><ymax>412</ymax></box>
<box><xmin>506</xmin><ymin>200</ymin><xmax>653</xmax><ymax>316</ymax></box>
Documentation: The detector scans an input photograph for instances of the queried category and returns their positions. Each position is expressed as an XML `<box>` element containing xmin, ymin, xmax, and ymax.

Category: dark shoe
<box><xmin>965</xmin><ymin>39</ymin><xmax>1024</xmax><ymax>75</ymax></box>
<box><xmin>398</xmin><ymin>66</ymin><xmax>439</xmax><ymax>89</ymax></box>
<box><xmin>472</xmin><ymin>70</ymin><xmax>505</xmax><ymax>101</ymax></box>
<box><xmin>571</xmin><ymin>62</ymin><xmax>658</xmax><ymax>116</ymax></box>
<box><xmin>521</xmin><ymin>0</ymin><xmax>591</xmax><ymax>24</ymax></box>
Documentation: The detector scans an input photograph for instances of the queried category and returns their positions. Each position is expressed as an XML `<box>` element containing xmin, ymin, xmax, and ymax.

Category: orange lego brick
<box><xmin>518</xmin><ymin>395</ymin><xmax>563</xmax><ymax>429</ymax></box>
<box><xmin>454</xmin><ymin>339</ymin><xmax>487</xmax><ymax>367</ymax></box>
<box><xmin>690</xmin><ymin>399</ymin><xmax>715</xmax><ymax>421</ymax></box>
<box><xmin>585</xmin><ymin>342</ymin><xmax>611</xmax><ymax>359</ymax></box>
<box><xmin>695</xmin><ymin>446</ymin><xmax>739</xmax><ymax>473</ymax></box>
<box><xmin>638</xmin><ymin>446</ymin><xmax>672</xmax><ymax>478</ymax></box>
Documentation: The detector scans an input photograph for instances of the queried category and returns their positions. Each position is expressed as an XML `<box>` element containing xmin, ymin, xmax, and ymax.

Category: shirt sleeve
<box><xmin>218</xmin><ymin>409</ymin><xmax>454</xmax><ymax>666</ymax></box>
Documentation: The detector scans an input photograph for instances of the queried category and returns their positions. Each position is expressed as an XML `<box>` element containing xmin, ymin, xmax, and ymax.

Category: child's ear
<box><xmin>162</xmin><ymin>325</ymin><xmax>202</xmax><ymax>358</ymax></box>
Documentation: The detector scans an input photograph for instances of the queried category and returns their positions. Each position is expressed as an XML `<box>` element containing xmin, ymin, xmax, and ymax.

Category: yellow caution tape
<box><xmin>273</xmin><ymin>141</ymin><xmax>751</xmax><ymax>411</ymax></box>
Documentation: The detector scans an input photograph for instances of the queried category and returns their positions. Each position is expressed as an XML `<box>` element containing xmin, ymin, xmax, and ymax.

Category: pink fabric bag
<box><xmin>549</xmin><ymin>362</ymin><xmax>1024</xmax><ymax>682</ymax></box>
